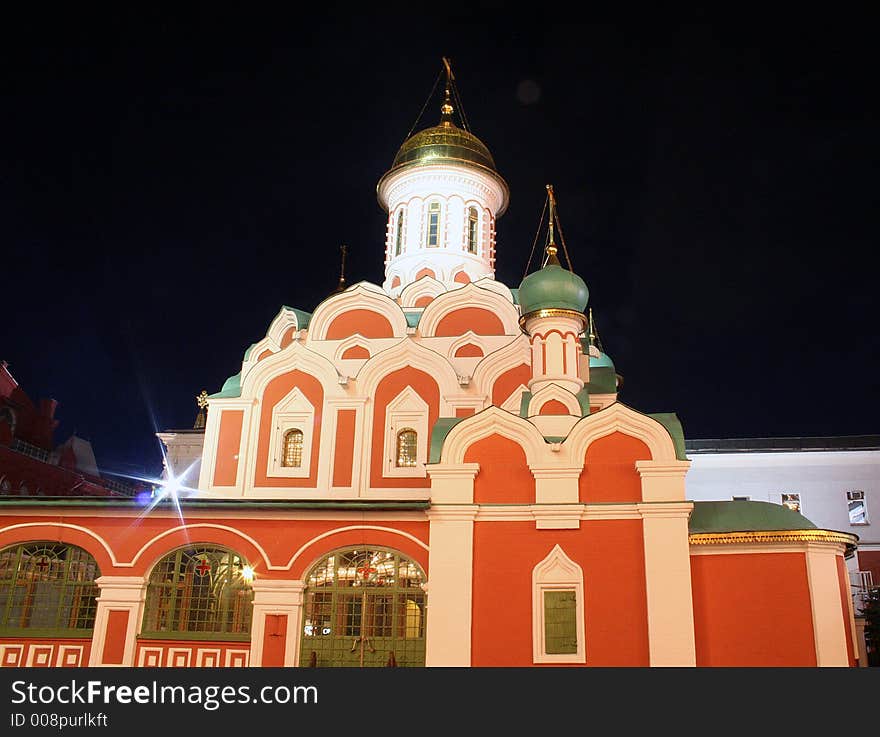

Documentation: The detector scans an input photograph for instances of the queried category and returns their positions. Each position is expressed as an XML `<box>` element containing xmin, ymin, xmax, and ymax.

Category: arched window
<box><xmin>0</xmin><ymin>542</ymin><xmax>100</xmax><ymax>635</ymax></box>
<box><xmin>142</xmin><ymin>546</ymin><xmax>254</xmax><ymax>640</ymax></box>
<box><xmin>467</xmin><ymin>206</ymin><xmax>479</xmax><ymax>253</ymax></box>
<box><xmin>282</xmin><ymin>429</ymin><xmax>304</xmax><ymax>468</ymax></box>
<box><xmin>396</xmin><ymin>428</ymin><xmax>418</xmax><ymax>467</ymax></box>
<box><xmin>300</xmin><ymin>547</ymin><xmax>427</xmax><ymax>667</ymax></box>
<box><xmin>395</xmin><ymin>210</ymin><xmax>405</xmax><ymax>257</ymax></box>
<box><xmin>426</xmin><ymin>201</ymin><xmax>441</xmax><ymax>247</ymax></box>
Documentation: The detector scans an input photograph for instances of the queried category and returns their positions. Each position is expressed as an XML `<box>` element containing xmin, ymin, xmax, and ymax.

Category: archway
<box><xmin>299</xmin><ymin>547</ymin><xmax>426</xmax><ymax>667</ymax></box>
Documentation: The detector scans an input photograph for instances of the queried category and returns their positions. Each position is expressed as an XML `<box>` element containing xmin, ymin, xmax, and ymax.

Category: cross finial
<box><xmin>338</xmin><ymin>244</ymin><xmax>347</xmax><ymax>291</ymax></box>
<box><xmin>196</xmin><ymin>390</ymin><xmax>209</xmax><ymax>410</ymax></box>
<box><xmin>441</xmin><ymin>57</ymin><xmax>455</xmax><ymax>123</ymax></box>
<box><xmin>544</xmin><ymin>184</ymin><xmax>560</xmax><ymax>265</ymax></box>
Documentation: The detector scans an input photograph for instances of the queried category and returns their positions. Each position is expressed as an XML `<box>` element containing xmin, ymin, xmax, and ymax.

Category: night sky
<box><xmin>2</xmin><ymin>11</ymin><xmax>876</xmax><ymax>480</ymax></box>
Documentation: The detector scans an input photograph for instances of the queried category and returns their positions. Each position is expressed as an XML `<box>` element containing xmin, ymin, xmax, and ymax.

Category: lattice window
<box><xmin>396</xmin><ymin>429</ymin><xmax>418</xmax><ymax>467</ymax></box>
<box><xmin>544</xmin><ymin>590</ymin><xmax>578</xmax><ymax>654</ymax></box>
<box><xmin>0</xmin><ymin>542</ymin><xmax>99</xmax><ymax>635</ymax></box>
<box><xmin>300</xmin><ymin>547</ymin><xmax>426</xmax><ymax>667</ymax></box>
<box><xmin>282</xmin><ymin>429</ymin><xmax>304</xmax><ymax>468</ymax></box>
<box><xmin>142</xmin><ymin>546</ymin><xmax>254</xmax><ymax>640</ymax></box>
<box><xmin>426</xmin><ymin>201</ymin><xmax>441</xmax><ymax>247</ymax></box>
<box><xmin>395</xmin><ymin>210</ymin><xmax>405</xmax><ymax>256</ymax></box>
<box><xmin>467</xmin><ymin>206</ymin><xmax>479</xmax><ymax>253</ymax></box>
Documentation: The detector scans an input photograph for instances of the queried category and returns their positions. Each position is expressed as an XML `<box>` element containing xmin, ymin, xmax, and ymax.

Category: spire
<box><xmin>337</xmin><ymin>244</ymin><xmax>347</xmax><ymax>292</ymax></box>
<box><xmin>194</xmin><ymin>390</ymin><xmax>208</xmax><ymax>430</ymax></box>
<box><xmin>543</xmin><ymin>184</ymin><xmax>561</xmax><ymax>266</ymax></box>
<box><xmin>440</xmin><ymin>57</ymin><xmax>455</xmax><ymax>125</ymax></box>
<box><xmin>588</xmin><ymin>308</ymin><xmax>604</xmax><ymax>352</ymax></box>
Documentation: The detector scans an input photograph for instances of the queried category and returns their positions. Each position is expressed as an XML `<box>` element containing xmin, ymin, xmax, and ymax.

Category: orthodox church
<box><xmin>0</xmin><ymin>64</ymin><xmax>861</xmax><ymax>668</ymax></box>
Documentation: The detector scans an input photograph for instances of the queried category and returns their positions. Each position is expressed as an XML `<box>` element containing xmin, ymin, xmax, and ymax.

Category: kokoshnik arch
<box><xmin>0</xmin><ymin>62</ymin><xmax>860</xmax><ymax>668</ymax></box>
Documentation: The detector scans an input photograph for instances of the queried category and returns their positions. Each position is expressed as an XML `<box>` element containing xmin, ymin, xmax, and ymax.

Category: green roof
<box><xmin>429</xmin><ymin>418</ymin><xmax>464</xmax><ymax>463</ymax></box>
<box><xmin>586</xmin><ymin>366</ymin><xmax>617</xmax><ymax>395</ymax></box>
<box><xmin>209</xmin><ymin>372</ymin><xmax>242</xmax><ymax>399</ymax></box>
<box><xmin>404</xmin><ymin>311</ymin><xmax>421</xmax><ymax>328</ymax></box>
<box><xmin>280</xmin><ymin>307</ymin><xmax>312</xmax><ymax>329</ymax></box>
<box><xmin>688</xmin><ymin>500</ymin><xmax>818</xmax><ymax>534</ymax></box>
<box><xmin>518</xmin><ymin>262</ymin><xmax>588</xmax><ymax>315</ymax></box>
<box><xmin>648</xmin><ymin>412</ymin><xmax>687</xmax><ymax>461</ymax></box>
<box><xmin>509</xmin><ymin>288</ymin><xmax>519</xmax><ymax>305</ymax></box>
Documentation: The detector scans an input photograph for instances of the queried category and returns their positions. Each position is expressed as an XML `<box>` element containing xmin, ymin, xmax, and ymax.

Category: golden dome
<box><xmin>389</xmin><ymin>120</ymin><xmax>497</xmax><ymax>174</ymax></box>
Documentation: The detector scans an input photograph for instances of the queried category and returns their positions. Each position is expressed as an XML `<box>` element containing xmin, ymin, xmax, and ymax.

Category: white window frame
<box><xmin>425</xmin><ymin>200</ymin><xmax>442</xmax><ymax>248</ymax></box>
<box><xmin>532</xmin><ymin>544</ymin><xmax>586</xmax><ymax>664</ymax></box>
<box><xmin>383</xmin><ymin>387</ymin><xmax>428</xmax><ymax>478</ymax></box>
<box><xmin>267</xmin><ymin>387</ymin><xmax>314</xmax><ymax>478</ymax></box>
<box><xmin>847</xmin><ymin>490</ymin><xmax>869</xmax><ymax>525</ymax></box>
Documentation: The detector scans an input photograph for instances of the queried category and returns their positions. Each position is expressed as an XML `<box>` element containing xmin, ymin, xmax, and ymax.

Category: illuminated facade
<box><xmin>0</xmin><ymin>67</ymin><xmax>862</xmax><ymax>668</ymax></box>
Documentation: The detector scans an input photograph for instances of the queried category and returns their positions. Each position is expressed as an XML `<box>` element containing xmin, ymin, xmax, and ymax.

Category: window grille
<box><xmin>300</xmin><ymin>547</ymin><xmax>426</xmax><ymax>667</ymax></box>
<box><xmin>467</xmin><ymin>207</ymin><xmax>479</xmax><ymax>253</ymax></box>
<box><xmin>141</xmin><ymin>546</ymin><xmax>253</xmax><ymax>640</ymax></box>
<box><xmin>396</xmin><ymin>429</ymin><xmax>418</xmax><ymax>467</ymax></box>
<box><xmin>848</xmin><ymin>490</ymin><xmax>868</xmax><ymax>525</ymax></box>
<box><xmin>395</xmin><ymin>210</ymin><xmax>405</xmax><ymax>256</ymax></box>
<box><xmin>427</xmin><ymin>202</ymin><xmax>440</xmax><ymax>247</ymax></box>
<box><xmin>544</xmin><ymin>590</ymin><xmax>578</xmax><ymax>655</ymax></box>
<box><xmin>0</xmin><ymin>542</ymin><xmax>99</xmax><ymax>635</ymax></box>
<box><xmin>282</xmin><ymin>429</ymin><xmax>304</xmax><ymax>468</ymax></box>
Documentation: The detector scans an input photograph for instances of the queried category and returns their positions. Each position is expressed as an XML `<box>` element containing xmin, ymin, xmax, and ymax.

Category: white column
<box><xmin>88</xmin><ymin>576</ymin><xmax>147</xmax><ymax>667</ymax></box>
<box><xmin>635</xmin><ymin>460</ymin><xmax>691</xmax><ymax>502</ymax></box>
<box><xmin>425</xmin><ymin>506</ymin><xmax>477</xmax><ymax>666</ymax></box>
<box><xmin>805</xmin><ymin>543</ymin><xmax>850</xmax><ymax>666</ymax></box>
<box><xmin>639</xmin><ymin>503</ymin><xmax>697</xmax><ymax>666</ymax></box>
<box><xmin>249</xmin><ymin>579</ymin><xmax>304</xmax><ymax>667</ymax></box>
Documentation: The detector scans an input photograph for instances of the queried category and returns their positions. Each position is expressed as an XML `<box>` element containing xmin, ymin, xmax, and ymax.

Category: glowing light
<box><xmin>241</xmin><ymin>565</ymin><xmax>255</xmax><ymax>583</ymax></box>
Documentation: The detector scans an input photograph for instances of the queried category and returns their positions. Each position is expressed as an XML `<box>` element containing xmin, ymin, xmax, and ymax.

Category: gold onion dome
<box><xmin>389</xmin><ymin>120</ymin><xmax>497</xmax><ymax>174</ymax></box>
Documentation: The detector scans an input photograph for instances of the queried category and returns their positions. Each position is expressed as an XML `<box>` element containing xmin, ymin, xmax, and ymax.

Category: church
<box><xmin>0</xmin><ymin>64</ymin><xmax>861</xmax><ymax>668</ymax></box>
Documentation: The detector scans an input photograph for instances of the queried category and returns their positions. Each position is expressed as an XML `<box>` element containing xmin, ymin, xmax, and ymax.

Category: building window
<box><xmin>732</xmin><ymin>496</ymin><xmax>750</xmax><ymax>501</ymax></box>
<box><xmin>532</xmin><ymin>545</ymin><xmax>585</xmax><ymax>664</ymax></box>
<box><xmin>426</xmin><ymin>201</ymin><xmax>441</xmax><ymax>247</ymax></box>
<box><xmin>781</xmin><ymin>493</ymin><xmax>801</xmax><ymax>513</ymax></box>
<box><xmin>396</xmin><ymin>429</ymin><xmax>418</xmax><ymax>467</ymax></box>
<box><xmin>395</xmin><ymin>210</ymin><xmax>405</xmax><ymax>257</ymax></box>
<box><xmin>848</xmin><ymin>490</ymin><xmax>868</xmax><ymax>525</ymax></box>
<box><xmin>467</xmin><ymin>207</ymin><xmax>479</xmax><ymax>253</ymax></box>
<box><xmin>544</xmin><ymin>590</ymin><xmax>578</xmax><ymax>654</ymax></box>
<box><xmin>142</xmin><ymin>546</ymin><xmax>254</xmax><ymax>640</ymax></box>
<box><xmin>0</xmin><ymin>542</ymin><xmax>100</xmax><ymax>635</ymax></box>
<box><xmin>282</xmin><ymin>429</ymin><xmax>304</xmax><ymax>468</ymax></box>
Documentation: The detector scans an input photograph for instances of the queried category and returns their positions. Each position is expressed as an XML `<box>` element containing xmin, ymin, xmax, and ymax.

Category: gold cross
<box><xmin>196</xmin><ymin>390</ymin><xmax>209</xmax><ymax>410</ymax></box>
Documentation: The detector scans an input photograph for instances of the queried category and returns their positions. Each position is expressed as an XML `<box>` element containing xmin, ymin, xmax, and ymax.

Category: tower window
<box><xmin>781</xmin><ymin>493</ymin><xmax>801</xmax><ymax>513</ymax></box>
<box><xmin>396</xmin><ymin>428</ymin><xmax>418</xmax><ymax>467</ymax></box>
<box><xmin>395</xmin><ymin>210</ymin><xmax>405</xmax><ymax>257</ymax></box>
<box><xmin>426</xmin><ymin>202</ymin><xmax>440</xmax><ymax>247</ymax></box>
<box><xmin>282</xmin><ymin>429</ymin><xmax>304</xmax><ymax>468</ymax></box>
<box><xmin>467</xmin><ymin>207</ymin><xmax>479</xmax><ymax>254</ymax></box>
<box><xmin>848</xmin><ymin>490</ymin><xmax>868</xmax><ymax>525</ymax></box>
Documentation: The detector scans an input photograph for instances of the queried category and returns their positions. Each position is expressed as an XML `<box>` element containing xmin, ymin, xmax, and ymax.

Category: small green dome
<box><xmin>589</xmin><ymin>350</ymin><xmax>615</xmax><ymax>370</ymax></box>
<box><xmin>518</xmin><ymin>261</ymin><xmax>589</xmax><ymax>315</ymax></box>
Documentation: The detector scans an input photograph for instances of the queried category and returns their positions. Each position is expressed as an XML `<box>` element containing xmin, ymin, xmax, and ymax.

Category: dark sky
<box><xmin>2</xmin><ymin>10</ymin><xmax>877</xmax><ymax>479</ymax></box>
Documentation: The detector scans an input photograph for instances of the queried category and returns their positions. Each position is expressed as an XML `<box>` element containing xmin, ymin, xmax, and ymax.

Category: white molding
<box><xmin>308</xmin><ymin>284</ymin><xmax>408</xmax><ymax>341</ymax></box>
<box><xmin>399</xmin><ymin>276</ymin><xmax>447</xmax><ymax>307</ymax></box>
<box><xmin>438</xmin><ymin>406</ymin><xmax>547</xmax><ymax>467</ymax></box>
<box><xmin>382</xmin><ymin>387</ymin><xmax>429</xmax><ymax>478</ymax></box>
<box><xmin>419</xmin><ymin>282</ymin><xmax>520</xmax><ymax>337</ymax></box>
<box><xmin>532</xmin><ymin>545</ymin><xmax>586</xmax><ymax>664</ymax></box>
<box><xmin>563</xmin><ymin>403</ymin><xmax>678</xmax><ymax>464</ymax></box>
<box><xmin>527</xmin><ymin>383</ymin><xmax>582</xmax><ymax>417</ymax></box>
<box><xmin>266</xmin><ymin>387</ymin><xmax>314</xmax><ymax>479</ymax></box>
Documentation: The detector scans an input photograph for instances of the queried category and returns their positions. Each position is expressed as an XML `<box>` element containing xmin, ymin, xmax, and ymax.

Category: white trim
<box><xmin>383</xmin><ymin>387</ymin><xmax>429</xmax><ymax>478</ymax></box>
<box><xmin>527</xmin><ymin>383</ymin><xmax>582</xmax><ymax>417</ymax></box>
<box><xmin>307</xmin><ymin>284</ymin><xmax>408</xmax><ymax>341</ymax></box>
<box><xmin>532</xmin><ymin>545</ymin><xmax>586</xmax><ymax>664</ymax></box>
<box><xmin>419</xmin><ymin>282</ymin><xmax>520</xmax><ymax>337</ymax></box>
<box><xmin>266</xmin><ymin>387</ymin><xmax>314</xmax><ymax>479</ymax></box>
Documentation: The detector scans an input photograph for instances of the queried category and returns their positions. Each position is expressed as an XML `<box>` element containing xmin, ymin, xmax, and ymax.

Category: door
<box><xmin>299</xmin><ymin>548</ymin><xmax>426</xmax><ymax>667</ymax></box>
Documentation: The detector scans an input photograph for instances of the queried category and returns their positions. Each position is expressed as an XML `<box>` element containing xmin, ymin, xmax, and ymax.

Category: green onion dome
<box><xmin>589</xmin><ymin>350</ymin><xmax>615</xmax><ymax>370</ymax></box>
<box><xmin>518</xmin><ymin>254</ymin><xmax>589</xmax><ymax>317</ymax></box>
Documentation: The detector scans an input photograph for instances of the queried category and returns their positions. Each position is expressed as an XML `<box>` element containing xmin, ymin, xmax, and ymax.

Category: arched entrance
<box><xmin>299</xmin><ymin>547</ymin><xmax>426</xmax><ymax>667</ymax></box>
